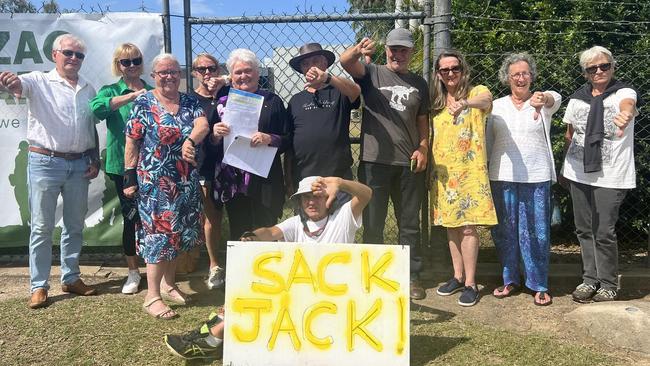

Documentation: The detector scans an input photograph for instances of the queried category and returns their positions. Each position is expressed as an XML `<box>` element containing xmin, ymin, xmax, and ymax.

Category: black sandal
<box><xmin>534</xmin><ymin>291</ymin><xmax>553</xmax><ymax>306</ymax></box>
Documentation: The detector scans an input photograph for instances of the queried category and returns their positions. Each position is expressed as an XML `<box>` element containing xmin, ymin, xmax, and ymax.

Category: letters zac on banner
<box><xmin>223</xmin><ymin>242</ymin><xmax>410</xmax><ymax>366</ymax></box>
<box><xmin>0</xmin><ymin>13</ymin><xmax>163</xmax><ymax>247</ymax></box>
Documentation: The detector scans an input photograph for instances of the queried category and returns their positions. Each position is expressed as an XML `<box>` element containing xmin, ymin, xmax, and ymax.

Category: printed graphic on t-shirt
<box><xmin>302</xmin><ymin>97</ymin><xmax>336</xmax><ymax>111</ymax></box>
<box><xmin>378</xmin><ymin>85</ymin><xmax>417</xmax><ymax>111</ymax></box>
<box><xmin>567</xmin><ymin>103</ymin><xmax>617</xmax><ymax>166</ymax></box>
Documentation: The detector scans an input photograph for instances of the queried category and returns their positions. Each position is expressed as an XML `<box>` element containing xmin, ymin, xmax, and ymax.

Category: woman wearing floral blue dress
<box><xmin>124</xmin><ymin>54</ymin><xmax>209</xmax><ymax>319</ymax></box>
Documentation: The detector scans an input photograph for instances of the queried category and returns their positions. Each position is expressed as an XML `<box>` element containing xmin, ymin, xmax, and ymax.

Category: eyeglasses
<box><xmin>438</xmin><ymin>66</ymin><xmax>462</xmax><ymax>75</ymax></box>
<box><xmin>153</xmin><ymin>70</ymin><xmax>181</xmax><ymax>77</ymax></box>
<box><xmin>585</xmin><ymin>63</ymin><xmax>612</xmax><ymax>74</ymax></box>
<box><xmin>119</xmin><ymin>57</ymin><xmax>143</xmax><ymax>67</ymax></box>
<box><xmin>510</xmin><ymin>72</ymin><xmax>531</xmax><ymax>80</ymax></box>
<box><xmin>194</xmin><ymin>66</ymin><xmax>218</xmax><ymax>74</ymax></box>
<box><xmin>57</xmin><ymin>49</ymin><xmax>85</xmax><ymax>60</ymax></box>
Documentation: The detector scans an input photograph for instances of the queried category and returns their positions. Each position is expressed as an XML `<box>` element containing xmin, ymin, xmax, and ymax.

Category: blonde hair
<box><xmin>111</xmin><ymin>43</ymin><xmax>143</xmax><ymax>77</ymax></box>
<box><xmin>192</xmin><ymin>53</ymin><xmax>219</xmax><ymax>70</ymax></box>
<box><xmin>431</xmin><ymin>50</ymin><xmax>472</xmax><ymax>115</ymax></box>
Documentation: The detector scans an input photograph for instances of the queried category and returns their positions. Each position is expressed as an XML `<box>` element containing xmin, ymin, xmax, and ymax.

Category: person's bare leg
<box><xmin>459</xmin><ymin>225</ymin><xmax>479</xmax><ymax>287</ymax></box>
<box><xmin>447</xmin><ymin>227</ymin><xmax>465</xmax><ymax>281</ymax></box>
<box><xmin>202</xmin><ymin>183</ymin><xmax>222</xmax><ymax>269</ymax></box>
<box><xmin>125</xmin><ymin>255</ymin><xmax>139</xmax><ymax>271</ymax></box>
<box><xmin>144</xmin><ymin>261</ymin><xmax>175</xmax><ymax>317</ymax></box>
<box><xmin>210</xmin><ymin>321</ymin><xmax>225</xmax><ymax>338</ymax></box>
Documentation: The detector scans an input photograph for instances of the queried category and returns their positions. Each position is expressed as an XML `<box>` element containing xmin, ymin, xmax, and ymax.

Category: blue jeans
<box><xmin>28</xmin><ymin>152</ymin><xmax>90</xmax><ymax>292</ymax></box>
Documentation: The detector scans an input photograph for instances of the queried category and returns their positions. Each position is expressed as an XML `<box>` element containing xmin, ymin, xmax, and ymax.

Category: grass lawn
<box><xmin>0</xmin><ymin>291</ymin><xmax>613</xmax><ymax>366</ymax></box>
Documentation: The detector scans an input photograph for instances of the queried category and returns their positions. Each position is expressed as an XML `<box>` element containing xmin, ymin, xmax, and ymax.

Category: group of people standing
<box><xmin>0</xmin><ymin>27</ymin><xmax>640</xmax><ymax>336</ymax></box>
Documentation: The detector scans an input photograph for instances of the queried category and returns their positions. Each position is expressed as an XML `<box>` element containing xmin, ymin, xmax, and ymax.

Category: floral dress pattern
<box><xmin>431</xmin><ymin>85</ymin><xmax>497</xmax><ymax>227</ymax></box>
<box><xmin>125</xmin><ymin>91</ymin><xmax>205</xmax><ymax>263</ymax></box>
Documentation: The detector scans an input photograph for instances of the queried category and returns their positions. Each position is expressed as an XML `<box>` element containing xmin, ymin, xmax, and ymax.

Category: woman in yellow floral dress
<box><xmin>431</xmin><ymin>50</ymin><xmax>496</xmax><ymax>306</ymax></box>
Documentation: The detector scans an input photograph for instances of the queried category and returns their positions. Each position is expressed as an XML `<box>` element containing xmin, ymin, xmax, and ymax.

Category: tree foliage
<box><xmin>347</xmin><ymin>0</ymin><xmax>650</xmax><ymax>246</ymax></box>
<box><xmin>0</xmin><ymin>0</ymin><xmax>58</xmax><ymax>13</ymax></box>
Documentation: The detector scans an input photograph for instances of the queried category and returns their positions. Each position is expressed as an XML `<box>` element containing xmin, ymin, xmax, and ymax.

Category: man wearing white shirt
<box><xmin>163</xmin><ymin>175</ymin><xmax>372</xmax><ymax>360</ymax></box>
<box><xmin>0</xmin><ymin>34</ymin><xmax>100</xmax><ymax>309</ymax></box>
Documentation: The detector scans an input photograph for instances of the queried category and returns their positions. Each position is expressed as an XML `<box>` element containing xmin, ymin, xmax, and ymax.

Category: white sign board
<box><xmin>224</xmin><ymin>242</ymin><xmax>410</xmax><ymax>366</ymax></box>
<box><xmin>0</xmin><ymin>13</ymin><xmax>163</xmax><ymax>246</ymax></box>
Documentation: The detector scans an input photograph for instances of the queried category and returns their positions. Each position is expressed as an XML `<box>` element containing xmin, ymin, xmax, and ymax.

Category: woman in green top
<box><xmin>90</xmin><ymin>43</ymin><xmax>152</xmax><ymax>294</ymax></box>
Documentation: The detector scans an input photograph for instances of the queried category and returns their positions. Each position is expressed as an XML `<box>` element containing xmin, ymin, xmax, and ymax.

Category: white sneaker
<box><xmin>207</xmin><ymin>266</ymin><xmax>225</xmax><ymax>289</ymax></box>
<box><xmin>121</xmin><ymin>270</ymin><xmax>141</xmax><ymax>294</ymax></box>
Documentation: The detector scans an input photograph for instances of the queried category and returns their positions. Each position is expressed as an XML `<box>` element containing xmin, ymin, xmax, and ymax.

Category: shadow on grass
<box><xmin>47</xmin><ymin>278</ymin><xmax>126</xmax><ymax>306</ymax></box>
<box><xmin>410</xmin><ymin>302</ymin><xmax>456</xmax><ymax>324</ymax></box>
<box><xmin>410</xmin><ymin>334</ymin><xmax>469</xmax><ymax>366</ymax></box>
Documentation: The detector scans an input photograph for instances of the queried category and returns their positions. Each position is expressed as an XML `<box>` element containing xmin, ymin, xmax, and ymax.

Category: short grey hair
<box><xmin>53</xmin><ymin>34</ymin><xmax>86</xmax><ymax>53</ymax></box>
<box><xmin>152</xmin><ymin>53</ymin><xmax>179</xmax><ymax>71</ymax></box>
<box><xmin>226</xmin><ymin>48</ymin><xmax>260</xmax><ymax>73</ymax></box>
<box><xmin>498</xmin><ymin>52</ymin><xmax>537</xmax><ymax>85</ymax></box>
<box><xmin>579</xmin><ymin>46</ymin><xmax>614</xmax><ymax>71</ymax></box>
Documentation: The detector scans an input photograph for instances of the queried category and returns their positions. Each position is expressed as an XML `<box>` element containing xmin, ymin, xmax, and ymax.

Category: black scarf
<box><xmin>570</xmin><ymin>79</ymin><xmax>630</xmax><ymax>173</ymax></box>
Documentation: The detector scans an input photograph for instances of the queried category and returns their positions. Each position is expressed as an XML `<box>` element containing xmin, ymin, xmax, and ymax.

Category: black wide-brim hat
<box><xmin>289</xmin><ymin>43</ymin><xmax>336</xmax><ymax>73</ymax></box>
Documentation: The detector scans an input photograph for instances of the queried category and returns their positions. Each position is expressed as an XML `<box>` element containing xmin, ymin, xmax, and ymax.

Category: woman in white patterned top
<box><xmin>487</xmin><ymin>52</ymin><xmax>561</xmax><ymax>306</ymax></box>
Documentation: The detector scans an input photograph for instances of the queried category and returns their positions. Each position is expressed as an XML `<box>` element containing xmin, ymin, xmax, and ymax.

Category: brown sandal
<box><xmin>493</xmin><ymin>283</ymin><xmax>519</xmax><ymax>299</ymax></box>
<box><xmin>143</xmin><ymin>297</ymin><xmax>178</xmax><ymax>320</ymax></box>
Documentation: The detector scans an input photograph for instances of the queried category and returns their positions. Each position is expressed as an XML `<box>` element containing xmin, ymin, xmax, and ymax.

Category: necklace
<box><xmin>154</xmin><ymin>89</ymin><xmax>180</xmax><ymax>114</ymax></box>
<box><xmin>303</xmin><ymin>215</ymin><xmax>330</xmax><ymax>238</ymax></box>
<box><xmin>510</xmin><ymin>93</ymin><xmax>531</xmax><ymax>110</ymax></box>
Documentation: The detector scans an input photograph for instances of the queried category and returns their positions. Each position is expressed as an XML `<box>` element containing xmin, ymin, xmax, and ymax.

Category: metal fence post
<box><xmin>433</xmin><ymin>0</ymin><xmax>451</xmax><ymax>58</ymax></box>
<box><xmin>430</xmin><ymin>0</ymin><xmax>452</xmax><ymax>269</ymax></box>
<box><xmin>162</xmin><ymin>0</ymin><xmax>171</xmax><ymax>53</ymax></box>
<box><xmin>421</xmin><ymin>0</ymin><xmax>432</xmax><ymax>263</ymax></box>
<box><xmin>183</xmin><ymin>0</ymin><xmax>193</xmax><ymax>91</ymax></box>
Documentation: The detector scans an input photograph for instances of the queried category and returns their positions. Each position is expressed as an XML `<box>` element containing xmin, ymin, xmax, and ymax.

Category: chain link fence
<box><xmin>187</xmin><ymin>4</ymin><xmax>649</xmax><ymax>251</ymax></box>
<box><xmin>189</xmin><ymin>10</ymin><xmax>429</xmax><ymax>245</ymax></box>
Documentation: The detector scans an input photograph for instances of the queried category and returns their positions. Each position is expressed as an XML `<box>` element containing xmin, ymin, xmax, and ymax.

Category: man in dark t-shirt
<box><xmin>341</xmin><ymin>28</ymin><xmax>430</xmax><ymax>300</ymax></box>
<box><xmin>285</xmin><ymin>43</ymin><xmax>361</xmax><ymax>192</ymax></box>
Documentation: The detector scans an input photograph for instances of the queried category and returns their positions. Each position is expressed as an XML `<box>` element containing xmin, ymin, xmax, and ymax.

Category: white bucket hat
<box><xmin>290</xmin><ymin>176</ymin><xmax>321</xmax><ymax>201</ymax></box>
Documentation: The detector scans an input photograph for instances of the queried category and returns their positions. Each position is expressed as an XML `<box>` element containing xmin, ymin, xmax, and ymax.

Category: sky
<box><xmin>53</xmin><ymin>0</ymin><xmax>353</xmax><ymax>62</ymax></box>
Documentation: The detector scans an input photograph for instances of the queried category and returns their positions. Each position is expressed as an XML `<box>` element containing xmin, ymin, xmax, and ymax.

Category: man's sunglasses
<box><xmin>585</xmin><ymin>63</ymin><xmax>612</xmax><ymax>74</ymax></box>
<box><xmin>57</xmin><ymin>49</ymin><xmax>85</xmax><ymax>60</ymax></box>
<box><xmin>438</xmin><ymin>66</ymin><xmax>462</xmax><ymax>75</ymax></box>
<box><xmin>119</xmin><ymin>57</ymin><xmax>143</xmax><ymax>67</ymax></box>
<box><xmin>194</xmin><ymin>66</ymin><xmax>219</xmax><ymax>73</ymax></box>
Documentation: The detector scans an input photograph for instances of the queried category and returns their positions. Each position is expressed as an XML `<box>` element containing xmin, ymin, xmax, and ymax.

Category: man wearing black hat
<box><xmin>285</xmin><ymin>43</ymin><xmax>361</xmax><ymax>190</ymax></box>
<box><xmin>341</xmin><ymin>28</ymin><xmax>430</xmax><ymax>300</ymax></box>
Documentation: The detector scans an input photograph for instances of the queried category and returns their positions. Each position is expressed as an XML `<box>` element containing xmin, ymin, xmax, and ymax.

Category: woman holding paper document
<box><xmin>123</xmin><ymin>53</ymin><xmax>209</xmax><ymax>319</ymax></box>
<box><xmin>212</xmin><ymin>48</ymin><xmax>291</xmax><ymax>241</ymax></box>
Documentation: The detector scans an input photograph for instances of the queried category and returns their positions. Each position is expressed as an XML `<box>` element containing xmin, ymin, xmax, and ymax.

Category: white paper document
<box><xmin>220</xmin><ymin>89</ymin><xmax>276</xmax><ymax>178</ymax></box>
<box><xmin>222</xmin><ymin>136</ymin><xmax>278</xmax><ymax>178</ymax></box>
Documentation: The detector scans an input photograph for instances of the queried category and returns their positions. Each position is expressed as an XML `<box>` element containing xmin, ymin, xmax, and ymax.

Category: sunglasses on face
<box><xmin>438</xmin><ymin>66</ymin><xmax>462</xmax><ymax>75</ymax></box>
<box><xmin>57</xmin><ymin>49</ymin><xmax>85</xmax><ymax>60</ymax></box>
<box><xmin>119</xmin><ymin>57</ymin><xmax>143</xmax><ymax>67</ymax></box>
<box><xmin>154</xmin><ymin>70</ymin><xmax>181</xmax><ymax>77</ymax></box>
<box><xmin>194</xmin><ymin>66</ymin><xmax>218</xmax><ymax>74</ymax></box>
<box><xmin>585</xmin><ymin>63</ymin><xmax>612</xmax><ymax>74</ymax></box>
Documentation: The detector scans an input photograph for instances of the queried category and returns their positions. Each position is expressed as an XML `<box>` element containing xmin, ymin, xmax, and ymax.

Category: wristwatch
<box><xmin>324</xmin><ymin>73</ymin><xmax>332</xmax><ymax>85</ymax></box>
<box><xmin>187</xmin><ymin>137</ymin><xmax>196</xmax><ymax>147</ymax></box>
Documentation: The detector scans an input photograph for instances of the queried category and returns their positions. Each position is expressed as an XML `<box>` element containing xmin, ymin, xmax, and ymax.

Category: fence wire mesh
<box><xmin>188</xmin><ymin>5</ymin><xmax>649</xmax><ymax>250</ymax></box>
<box><xmin>190</xmin><ymin>12</ymin><xmax>428</xmax><ymax>245</ymax></box>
